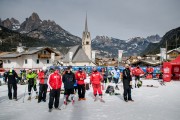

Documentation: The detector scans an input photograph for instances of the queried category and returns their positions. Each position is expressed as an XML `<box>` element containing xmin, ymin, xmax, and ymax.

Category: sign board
<box><xmin>163</xmin><ymin>62</ymin><xmax>172</xmax><ymax>82</ymax></box>
<box><xmin>118</xmin><ymin>50</ymin><xmax>123</xmax><ymax>62</ymax></box>
<box><xmin>160</xmin><ymin>48</ymin><xmax>166</xmax><ymax>61</ymax></box>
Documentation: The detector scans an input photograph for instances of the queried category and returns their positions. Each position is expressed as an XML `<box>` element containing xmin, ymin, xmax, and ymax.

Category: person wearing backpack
<box><xmin>5</xmin><ymin>67</ymin><xmax>20</xmax><ymax>101</ymax></box>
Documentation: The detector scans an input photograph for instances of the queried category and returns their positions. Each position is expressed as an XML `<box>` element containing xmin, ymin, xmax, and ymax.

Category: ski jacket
<box><xmin>101</xmin><ymin>68</ymin><xmax>109</xmax><ymax>80</ymax></box>
<box><xmin>111</xmin><ymin>69</ymin><xmax>120</xmax><ymax>79</ymax></box>
<box><xmin>62</xmin><ymin>71</ymin><xmax>76</xmax><ymax>89</ymax></box>
<box><xmin>38</xmin><ymin>71</ymin><xmax>49</xmax><ymax>84</ymax></box>
<box><xmin>75</xmin><ymin>71</ymin><xmax>86</xmax><ymax>85</ymax></box>
<box><xmin>122</xmin><ymin>68</ymin><xmax>132</xmax><ymax>89</ymax></box>
<box><xmin>90</xmin><ymin>71</ymin><xmax>102</xmax><ymax>85</ymax></box>
<box><xmin>47</xmin><ymin>72</ymin><xmax>62</xmax><ymax>90</ymax></box>
<box><xmin>146</xmin><ymin>67</ymin><xmax>154</xmax><ymax>73</ymax></box>
<box><xmin>26</xmin><ymin>73</ymin><xmax>37</xmax><ymax>85</ymax></box>
<box><xmin>5</xmin><ymin>70</ymin><xmax>19</xmax><ymax>84</ymax></box>
<box><xmin>133</xmin><ymin>67</ymin><xmax>144</xmax><ymax>76</ymax></box>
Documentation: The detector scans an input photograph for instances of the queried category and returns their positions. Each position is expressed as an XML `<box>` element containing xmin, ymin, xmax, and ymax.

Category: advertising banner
<box><xmin>160</xmin><ymin>48</ymin><xmax>166</xmax><ymax>62</ymax></box>
<box><xmin>163</xmin><ymin>62</ymin><xmax>172</xmax><ymax>82</ymax></box>
<box><xmin>118</xmin><ymin>50</ymin><xmax>123</xmax><ymax>62</ymax></box>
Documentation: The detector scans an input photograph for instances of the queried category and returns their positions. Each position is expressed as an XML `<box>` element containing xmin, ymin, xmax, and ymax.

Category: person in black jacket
<box><xmin>62</xmin><ymin>66</ymin><xmax>76</xmax><ymax>104</ymax></box>
<box><xmin>5</xmin><ymin>68</ymin><xmax>20</xmax><ymax>101</ymax></box>
<box><xmin>122</xmin><ymin>64</ymin><xmax>134</xmax><ymax>102</ymax></box>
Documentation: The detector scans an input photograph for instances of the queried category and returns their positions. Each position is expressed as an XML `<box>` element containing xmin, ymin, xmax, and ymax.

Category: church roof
<box><xmin>62</xmin><ymin>45</ymin><xmax>91</xmax><ymax>63</ymax></box>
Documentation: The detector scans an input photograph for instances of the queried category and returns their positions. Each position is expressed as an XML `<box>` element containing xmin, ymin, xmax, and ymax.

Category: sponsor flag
<box><xmin>118</xmin><ymin>50</ymin><xmax>123</xmax><ymax>62</ymax></box>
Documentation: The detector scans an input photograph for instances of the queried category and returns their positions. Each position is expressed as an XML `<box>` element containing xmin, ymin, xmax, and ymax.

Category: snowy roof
<box><xmin>0</xmin><ymin>47</ymin><xmax>60</xmax><ymax>58</ymax></box>
<box><xmin>62</xmin><ymin>45</ymin><xmax>91</xmax><ymax>62</ymax></box>
<box><xmin>167</xmin><ymin>47</ymin><xmax>180</xmax><ymax>54</ymax></box>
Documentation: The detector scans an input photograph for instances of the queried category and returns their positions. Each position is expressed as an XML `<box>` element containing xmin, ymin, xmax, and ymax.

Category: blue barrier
<box><xmin>49</xmin><ymin>66</ymin><xmax>161</xmax><ymax>74</ymax></box>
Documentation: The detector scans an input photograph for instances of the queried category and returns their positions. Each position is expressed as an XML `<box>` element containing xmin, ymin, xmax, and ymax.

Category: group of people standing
<box><xmin>4</xmin><ymin>64</ymin><xmax>148</xmax><ymax>112</ymax></box>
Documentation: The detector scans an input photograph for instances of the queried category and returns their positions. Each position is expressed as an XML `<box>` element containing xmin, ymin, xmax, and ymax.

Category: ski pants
<box><xmin>92</xmin><ymin>84</ymin><xmax>102</xmax><ymax>96</ymax></box>
<box><xmin>38</xmin><ymin>84</ymin><xmax>48</xmax><ymax>101</ymax></box>
<box><xmin>77</xmin><ymin>84</ymin><xmax>85</xmax><ymax>99</ymax></box>
<box><xmin>135</xmin><ymin>76</ymin><xmax>140</xmax><ymax>81</ymax></box>
<box><xmin>8</xmin><ymin>83</ymin><xmax>17</xmax><ymax>99</ymax></box>
<box><xmin>135</xmin><ymin>76</ymin><xmax>140</xmax><ymax>87</ymax></box>
<box><xmin>28</xmin><ymin>84</ymin><xmax>37</xmax><ymax>95</ymax></box>
<box><xmin>123</xmin><ymin>86</ymin><xmax>132</xmax><ymax>100</ymax></box>
<box><xmin>103</xmin><ymin>78</ymin><xmax>108</xmax><ymax>83</ymax></box>
<box><xmin>113</xmin><ymin>78</ymin><xmax>119</xmax><ymax>84</ymax></box>
<box><xmin>49</xmin><ymin>88</ymin><xmax>60</xmax><ymax>109</ymax></box>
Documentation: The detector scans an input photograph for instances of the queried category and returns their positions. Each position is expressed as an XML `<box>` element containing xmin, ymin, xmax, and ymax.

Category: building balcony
<box><xmin>38</xmin><ymin>54</ymin><xmax>51</xmax><ymax>58</ymax></box>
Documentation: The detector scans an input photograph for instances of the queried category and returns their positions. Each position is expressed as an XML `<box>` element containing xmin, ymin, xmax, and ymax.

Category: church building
<box><xmin>62</xmin><ymin>15</ymin><xmax>96</xmax><ymax>66</ymax></box>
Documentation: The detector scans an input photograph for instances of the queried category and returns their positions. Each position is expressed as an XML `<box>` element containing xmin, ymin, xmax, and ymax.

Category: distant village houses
<box><xmin>0</xmin><ymin>45</ymin><xmax>60</xmax><ymax>72</ymax></box>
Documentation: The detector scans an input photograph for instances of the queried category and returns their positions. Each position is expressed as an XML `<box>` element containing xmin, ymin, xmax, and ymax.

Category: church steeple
<box><xmin>82</xmin><ymin>13</ymin><xmax>92</xmax><ymax>60</ymax></box>
<box><xmin>85</xmin><ymin>13</ymin><xmax>88</xmax><ymax>32</ymax></box>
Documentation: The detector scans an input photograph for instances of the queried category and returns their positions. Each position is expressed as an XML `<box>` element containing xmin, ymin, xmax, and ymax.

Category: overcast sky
<box><xmin>0</xmin><ymin>0</ymin><xmax>180</xmax><ymax>40</ymax></box>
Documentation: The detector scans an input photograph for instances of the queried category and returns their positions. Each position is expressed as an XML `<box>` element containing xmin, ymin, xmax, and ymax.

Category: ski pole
<box><xmin>23</xmin><ymin>85</ymin><xmax>27</xmax><ymax>103</ymax></box>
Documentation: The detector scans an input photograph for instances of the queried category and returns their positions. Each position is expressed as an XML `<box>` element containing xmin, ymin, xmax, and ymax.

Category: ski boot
<box><xmin>82</xmin><ymin>98</ymin><xmax>86</xmax><ymax>101</ymax></box>
<box><xmin>49</xmin><ymin>109</ymin><xmax>52</xmax><ymax>112</ymax></box>
<box><xmin>115</xmin><ymin>85</ymin><xmax>119</xmax><ymax>90</ymax></box>
<box><xmin>100</xmin><ymin>96</ymin><xmax>105</xmax><ymax>103</ymax></box>
<box><xmin>35</xmin><ymin>95</ymin><xmax>38</xmax><ymax>99</ymax></box>
<box><xmin>94</xmin><ymin>96</ymin><xmax>98</xmax><ymax>102</ymax></box>
<box><xmin>55</xmin><ymin>107</ymin><xmax>61</xmax><ymax>110</ymax></box>
<box><xmin>72</xmin><ymin>100</ymin><xmax>75</xmax><ymax>105</ymax></box>
<box><xmin>28</xmin><ymin>96</ymin><xmax>31</xmax><ymax>100</ymax></box>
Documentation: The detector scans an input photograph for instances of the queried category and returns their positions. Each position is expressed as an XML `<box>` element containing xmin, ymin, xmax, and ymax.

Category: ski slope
<box><xmin>0</xmin><ymin>80</ymin><xmax>180</xmax><ymax>120</ymax></box>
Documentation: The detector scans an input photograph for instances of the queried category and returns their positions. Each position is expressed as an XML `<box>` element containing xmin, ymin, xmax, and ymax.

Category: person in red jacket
<box><xmin>47</xmin><ymin>67</ymin><xmax>62</xmax><ymax>112</ymax></box>
<box><xmin>146</xmin><ymin>66</ymin><xmax>154</xmax><ymax>78</ymax></box>
<box><xmin>38</xmin><ymin>66</ymin><xmax>49</xmax><ymax>103</ymax></box>
<box><xmin>90</xmin><ymin>67</ymin><xmax>104</xmax><ymax>102</ymax></box>
<box><xmin>133</xmin><ymin>66</ymin><xmax>144</xmax><ymax>88</ymax></box>
<box><xmin>75</xmin><ymin>68</ymin><xmax>86</xmax><ymax>101</ymax></box>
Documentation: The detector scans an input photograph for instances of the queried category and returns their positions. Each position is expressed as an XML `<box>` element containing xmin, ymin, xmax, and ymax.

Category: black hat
<box><xmin>67</xmin><ymin>66</ymin><xmax>72</xmax><ymax>70</ymax></box>
<box><xmin>79</xmin><ymin>67</ymin><xmax>82</xmax><ymax>71</ymax></box>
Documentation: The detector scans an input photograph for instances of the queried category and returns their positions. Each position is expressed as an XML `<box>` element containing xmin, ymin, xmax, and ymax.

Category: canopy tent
<box><xmin>163</xmin><ymin>55</ymin><xmax>180</xmax><ymax>82</ymax></box>
<box><xmin>170</xmin><ymin>55</ymin><xmax>180</xmax><ymax>65</ymax></box>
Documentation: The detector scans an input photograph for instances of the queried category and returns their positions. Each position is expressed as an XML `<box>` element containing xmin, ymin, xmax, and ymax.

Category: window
<box><xmin>3</xmin><ymin>60</ymin><xmax>7</xmax><ymax>63</ymax></box>
<box><xmin>8</xmin><ymin>60</ymin><xmax>11</xmax><ymax>64</ymax></box>
<box><xmin>86</xmin><ymin>41</ymin><xmax>89</xmax><ymax>45</ymax></box>
<box><xmin>47</xmin><ymin>59</ymin><xmax>49</xmax><ymax>64</ymax></box>
<box><xmin>25</xmin><ymin>59</ymin><xmax>28</xmax><ymax>64</ymax></box>
<box><xmin>44</xmin><ymin>51</ymin><xmax>46</xmax><ymax>54</ymax></box>
<box><xmin>37</xmin><ymin>59</ymin><xmax>39</xmax><ymax>64</ymax></box>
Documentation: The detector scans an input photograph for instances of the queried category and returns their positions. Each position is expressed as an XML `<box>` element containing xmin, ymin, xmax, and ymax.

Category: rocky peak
<box><xmin>20</xmin><ymin>12</ymin><xmax>42</xmax><ymax>32</ymax></box>
<box><xmin>29</xmin><ymin>12</ymin><xmax>41</xmax><ymax>22</ymax></box>
<box><xmin>146</xmin><ymin>34</ymin><xmax>161</xmax><ymax>43</ymax></box>
<box><xmin>1</xmin><ymin>18</ymin><xmax>12</xmax><ymax>29</ymax></box>
<box><xmin>10</xmin><ymin>18</ymin><xmax>20</xmax><ymax>25</ymax></box>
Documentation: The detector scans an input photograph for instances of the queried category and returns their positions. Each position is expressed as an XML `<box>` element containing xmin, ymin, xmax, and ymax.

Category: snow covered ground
<box><xmin>0</xmin><ymin>79</ymin><xmax>180</xmax><ymax>120</ymax></box>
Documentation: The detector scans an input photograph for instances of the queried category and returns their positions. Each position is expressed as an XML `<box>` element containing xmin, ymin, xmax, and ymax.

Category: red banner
<box><xmin>172</xmin><ymin>65</ymin><xmax>180</xmax><ymax>80</ymax></box>
<box><xmin>163</xmin><ymin>62</ymin><xmax>172</xmax><ymax>82</ymax></box>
